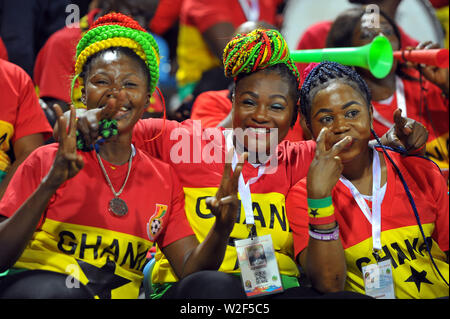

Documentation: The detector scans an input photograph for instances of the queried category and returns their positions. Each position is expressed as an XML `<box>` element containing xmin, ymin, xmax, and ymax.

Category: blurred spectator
<box><xmin>0</xmin><ymin>59</ymin><xmax>52</xmax><ymax>200</ymax></box>
<box><xmin>0</xmin><ymin>0</ymin><xmax>71</xmax><ymax>77</ymax></box>
<box><xmin>294</xmin><ymin>0</ymin><xmax>419</xmax><ymax>76</ymax></box>
<box><xmin>171</xmin><ymin>0</ymin><xmax>285</xmax><ymax>121</ymax></box>
<box><xmin>326</xmin><ymin>6</ymin><xmax>449</xmax><ymax>178</ymax></box>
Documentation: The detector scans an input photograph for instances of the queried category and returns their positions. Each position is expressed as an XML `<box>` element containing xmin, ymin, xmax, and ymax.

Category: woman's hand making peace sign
<box><xmin>306</xmin><ymin>128</ymin><xmax>352</xmax><ymax>200</ymax></box>
<box><xmin>45</xmin><ymin>105</ymin><xmax>84</xmax><ymax>188</ymax></box>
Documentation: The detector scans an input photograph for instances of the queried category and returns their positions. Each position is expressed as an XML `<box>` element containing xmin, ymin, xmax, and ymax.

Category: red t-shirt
<box><xmin>0</xmin><ymin>144</ymin><xmax>194</xmax><ymax>298</ymax></box>
<box><xmin>286</xmin><ymin>149</ymin><xmax>449</xmax><ymax>298</ymax></box>
<box><xmin>131</xmin><ymin>118</ymin><xmax>316</xmax><ymax>283</ymax></box>
<box><xmin>294</xmin><ymin>20</ymin><xmax>420</xmax><ymax>77</ymax></box>
<box><xmin>190</xmin><ymin>89</ymin><xmax>306</xmax><ymax>141</ymax></box>
<box><xmin>0</xmin><ymin>59</ymin><xmax>52</xmax><ymax>175</ymax></box>
<box><xmin>0</xmin><ymin>37</ymin><xmax>8</xmax><ymax>60</ymax></box>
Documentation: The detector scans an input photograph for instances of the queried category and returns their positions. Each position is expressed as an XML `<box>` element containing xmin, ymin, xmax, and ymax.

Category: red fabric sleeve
<box><xmin>11</xmin><ymin>64</ymin><xmax>52</xmax><ymax>142</ymax></box>
<box><xmin>155</xmin><ymin>168</ymin><xmax>195</xmax><ymax>248</ymax></box>
<box><xmin>0</xmin><ymin>146</ymin><xmax>55</xmax><ymax>218</ymax></box>
<box><xmin>190</xmin><ymin>90</ymin><xmax>232</xmax><ymax>128</ymax></box>
<box><xmin>283</xmin><ymin>139</ymin><xmax>316</xmax><ymax>187</ymax></box>
<box><xmin>0</xmin><ymin>37</ymin><xmax>8</xmax><ymax>61</ymax></box>
<box><xmin>285</xmin><ymin>178</ymin><xmax>309</xmax><ymax>259</ymax></box>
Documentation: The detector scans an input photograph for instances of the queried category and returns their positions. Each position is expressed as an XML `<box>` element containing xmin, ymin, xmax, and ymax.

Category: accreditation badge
<box><xmin>362</xmin><ymin>259</ymin><xmax>395</xmax><ymax>299</ymax></box>
<box><xmin>235</xmin><ymin>234</ymin><xmax>283</xmax><ymax>298</ymax></box>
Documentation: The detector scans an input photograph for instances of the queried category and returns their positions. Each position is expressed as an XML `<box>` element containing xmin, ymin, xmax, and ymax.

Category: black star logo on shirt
<box><xmin>404</xmin><ymin>265</ymin><xmax>433</xmax><ymax>292</ymax></box>
<box><xmin>309</xmin><ymin>208</ymin><xmax>319</xmax><ymax>218</ymax></box>
<box><xmin>77</xmin><ymin>258</ymin><xmax>132</xmax><ymax>298</ymax></box>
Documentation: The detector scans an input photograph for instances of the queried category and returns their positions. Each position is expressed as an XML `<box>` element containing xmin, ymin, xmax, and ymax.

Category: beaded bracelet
<box><xmin>309</xmin><ymin>224</ymin><xmax>339</xmax><ymax>241</ymax></box>
<box><xmin>307</xmin><ymin>196</ymin><xmax>336</xmax><ymax>225</ymax></box>
<box><xmin>76</xmin><ymin>119</ymin><xmax>118</xmax><ymax>152</ymax></box>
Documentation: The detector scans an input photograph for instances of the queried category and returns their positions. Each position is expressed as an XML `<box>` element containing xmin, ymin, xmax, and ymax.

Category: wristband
<box><xmin>309</xmin><ymin>225</ymin><xmax>339</xmax><ymax>241</ymax></box>
<box><xmin>307</xmin><ymin>196</ymin><xmax>332</xmax><ymax>208</ymax></box>
<box><xmin>308</xmin><ymin>197</ymin><xmax>336</xmax><ymax>225</ymax></box>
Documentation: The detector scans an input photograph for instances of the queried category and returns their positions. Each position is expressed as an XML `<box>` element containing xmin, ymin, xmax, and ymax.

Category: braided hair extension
<box><xmin>223</xmin><ymin>29</ymin><xmax>302</xmax><ymax>127</ymax></box>
<box><xmin>300</xmin><ymin>61</ymin><xmax>372</xmax><ymax>126</ymax></box>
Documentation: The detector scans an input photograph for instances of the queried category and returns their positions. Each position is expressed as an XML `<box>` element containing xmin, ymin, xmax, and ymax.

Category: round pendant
<box><xmin>109</xmin><ymin>197</ymin><xmax>128</xmax><ymax>217</ymax></box>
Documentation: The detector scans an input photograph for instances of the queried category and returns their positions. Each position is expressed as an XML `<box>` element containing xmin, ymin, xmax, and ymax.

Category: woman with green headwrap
<box><xmin>0</xmin><ymin>13</ymin><xmax>243</xmax><ymax>299</ymax></box>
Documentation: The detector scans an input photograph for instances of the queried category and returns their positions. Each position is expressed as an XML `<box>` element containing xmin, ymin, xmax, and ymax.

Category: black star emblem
<box><xmin>309</xmin><ymin>208</ymin><xmax>319</xmax><ymax>218</ymax></box>
<box><xmin>404</xmin><ymin>265</ymin><xmax>433</xmax><ymax>292</ymax></box>
<box><xmin>77</xmin><ymin>258</ymin><xmax>131</xmax><ymax>298</ymax></box>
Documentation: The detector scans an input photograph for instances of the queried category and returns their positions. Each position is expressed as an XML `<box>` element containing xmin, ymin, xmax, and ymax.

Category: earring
<box><xmin>81</xmin><ymin>96</ymin><xmax>86</xmax><ymax>105</ymax></box>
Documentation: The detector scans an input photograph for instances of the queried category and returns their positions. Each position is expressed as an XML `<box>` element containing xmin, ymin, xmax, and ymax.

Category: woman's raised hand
<box><xmin>205</xmin><ymin>150</ymin><xmax>247</xmax><ymax>235</ymax></box>
<box><xmin>307</xmin><ymin>127</ymin><xmax>352</xmax><ymax>199</ymax></box>
<box><xmin>380</xmin><ymin>108</ymin><xmax>429</xmax><ymax>154</ymax></box>
<box><xmin>45</xmin><ymin>105</ymin><xmax>84</xmax><ymax>188</ymax></box>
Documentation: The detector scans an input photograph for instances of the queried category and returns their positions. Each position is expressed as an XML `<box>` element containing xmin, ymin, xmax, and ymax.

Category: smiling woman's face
<box><xmin>82</xmin><ymin>49</ymin><xmax>150</xmax><ymax>133</ymax></box>
<box><xmin>232</xmin><ymin>69</ymin><xmax>295</xmax><ymax>156</ymax></box>
<box><xmin>309</xmin><ymin>80</ymin><xmax>372</xmax><ymax>164</ymax></box>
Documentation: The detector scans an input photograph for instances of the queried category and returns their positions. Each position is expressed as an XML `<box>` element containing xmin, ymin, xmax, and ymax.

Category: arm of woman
<box><xmin>160</xmin><ymin>152</ymin><xmax>245</xmax><ymax>279</ymax></box>
<box><xmin>0</xmin><ymin>105</ymin><xmax>84</xmax><ymax>272</ymax></box>
<box><xmin>298</xmin><ymin>128</ymin><xmax>352</xmax><ymax>293</ymax></box>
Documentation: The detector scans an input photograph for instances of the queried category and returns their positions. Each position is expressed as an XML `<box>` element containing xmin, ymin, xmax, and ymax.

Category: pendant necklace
<box><xmin>96</xmin><ymin>145</ymin><xmax>134</xmax><ymax>217</ymax></box>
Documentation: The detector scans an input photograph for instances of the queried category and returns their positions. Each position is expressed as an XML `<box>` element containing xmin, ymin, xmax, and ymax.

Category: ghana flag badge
<box><xmin>147</xmin><ymin>204</ymin><xmax>167</xmax><ymax>241</ymax></box>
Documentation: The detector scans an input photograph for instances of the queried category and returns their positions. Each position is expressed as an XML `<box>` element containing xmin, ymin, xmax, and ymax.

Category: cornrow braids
<box><xmin>71</xmin><ymin>12</ymin><xmax>160</xmax><ymax>105</ymax></box>
<box><xmin>300</xmin><ymin>61</ymin><xmax>372</xmax><ymax>125</ymax></box>
<box><xmin>223</xmin><ymin>29</ymin><xmax>301</xmax><ymax>89</ymax></box>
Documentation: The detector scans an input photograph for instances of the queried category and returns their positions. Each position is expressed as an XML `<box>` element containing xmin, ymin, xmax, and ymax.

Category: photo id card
<box><xmin>235</xmin><ymin>234</ymin><xmax>283</xmax><ymax>298</ymax></box>
<box><xmin>362</xmin><ymin>259</ymin><xmax>395</xmax><ymax>299</ymax></box>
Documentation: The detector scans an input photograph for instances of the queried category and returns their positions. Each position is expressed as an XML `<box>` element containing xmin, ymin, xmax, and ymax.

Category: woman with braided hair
<box><xmin>0</xmin><ymin>13</ymin><xmax>244</xmax><ymax>299</ymax></box>
<box><xmin>286</xmin><ymin>61</ymin><xmax>448</xmax><ymax>298</ymax></box>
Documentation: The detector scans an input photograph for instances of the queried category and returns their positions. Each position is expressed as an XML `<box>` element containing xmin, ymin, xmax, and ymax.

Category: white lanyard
<box><xmin>372</xmin><ymin>76</ymin><xmax>406</xmax><ymax>129</ymax></box>
<box><xmin>238</xmin><ymin>0</ymin><xmax>260</xmax><ymax>21</ymax></box>
<box><xmin>339</xmin><ymin>150</ymin><xmax>385</xmax><ymax>252</ymax></box>
<box><xmin>224</xmin><ymin>130</ymin><xmax>265</xmax><ymax>225</ymax></box>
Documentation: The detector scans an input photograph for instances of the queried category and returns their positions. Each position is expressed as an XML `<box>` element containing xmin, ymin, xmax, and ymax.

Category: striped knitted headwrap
<box><xmin>71</xmin><ymin>12</ymin><xmax>160</xmax><ymax>105</ymax></box>
<box><xmin>223</xmin><ymin>29</ymin><xmax>301</xmax><ymax>89</ymax></box>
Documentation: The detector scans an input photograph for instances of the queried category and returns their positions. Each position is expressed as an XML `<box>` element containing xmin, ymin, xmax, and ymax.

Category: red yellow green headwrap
<box><xmin>71</xmin><ymin>12</ymin><xmax>160</xmax><ymax>105</ymax></box>
<box><xmin>223</xmin><ymin>29</ymin><xmax>301</xmax><ymax>89</ymax></box>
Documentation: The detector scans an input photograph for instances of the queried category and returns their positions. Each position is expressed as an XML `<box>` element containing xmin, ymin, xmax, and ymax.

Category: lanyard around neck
<box><xmin>224</xmin><ymin>130</ymin><xmax>265</xmax><ymax>225</ymax></box>
<box><xmin>238</xmin><ymin>0</ymin><xmax>260</xmax><ymax>21</ymax></box>
<box><xmin>339</xmin><ymin>150</ymin><xmax>385</xmax><ymax>252</ymax></box>
<box><xmin>372</xmin><ymin>76</ymin><xmax>406</xmax><ymax>129</ymax></box>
